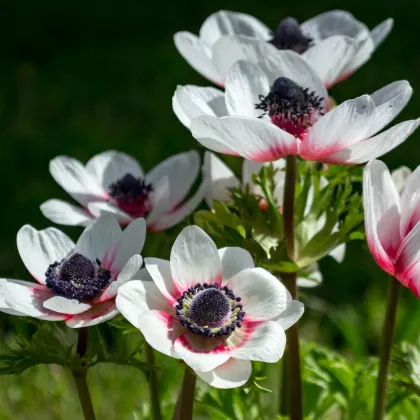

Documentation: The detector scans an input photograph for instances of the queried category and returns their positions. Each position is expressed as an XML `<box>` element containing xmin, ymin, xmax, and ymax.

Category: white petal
<box><xmin>367</xmin><ymin>81</ymin><xmax>413</xmax><ymax>137</ymax></box>
<box><xmin>103</xmin><ymin>218</ymin><xmax>146</xmax><ymax>274</ymax></box>
<box><xmin>344</xmin><ymin>36</ymin><xmax>374</xmax><ymax>74</ymax></box>
<box><xmin>212</xmin><ymin>35</ymin><xmax>277</xmax><ymax>82</ymax></box>
<box><xmin>226</xmin><ymin>268</ymin><xmax>287</xmax><ymax>321</ymax></box>
<box><xmin>363</xmin><ymin>160</ymin><xmax>401</xmax><ymax>274</ymax></box>
<box><xmin>116</xmin><ymin>276</ymin><xmax>174</xmax><ymax>327</ymax></box>
<box><xmin>43</xmin><ymin>296</ymin><xmax>91</xmax><ymax>315</ymax></box>
<box><xmin>170</xmin><ymin>226</ymin><xmax>222</xmax><ymax>291</ymax></box>
<box><xmin>301</xmin><ymin>10</ymin><xmax>368</xmax><ymax>41</ymax></box>
<box><xmin>323</xmin><ymin>119</ymin><xmax>420</xmax><ymax>164</ymax></box>
<box><xmin>297</xmin><ymin>267</ymin><xmax>323</xmax><ymax>288</ymax></box>
<box><xmin>174</xmin><ymin>332</ymin><xmax>229</xmax><ymax>372</ymax></box>
<box><xmin>274</xmin><ymin>299</ymin><xmax>304</xmax><ymax>331</ymax></box>
<box><xmin>85</xmin><ymin>150</ymin><xmax>143</xmax><ymax>191</ymax></box>
<box><xmin>174</xmin><ymin>32</ymin><xmax>223</xmax><ymax>85</ymax></box>
<box><xmin>40</xmin><ymin>199</ymin><xmax>92</xmax><ymax>227</ymax></box>
<box><xmin>227</xmin><ymin>320</ymin><xmax>286</xmax><ymax>363</ymax></box>
<box><xmin>196</xmin><ymin>358</ymin><xmax>252</xmax><ymax>389</ymax></box>
<box><xmin>97</xmin><ymin>254</ymin><xmax>143</xmax><ymax>302</ymax></box>
<box><xmin>87</xmin><ymin>201</ymin><xmax>134</xmax><ymax>225</ymax></box>
<box><xmin>391</xmin><ymin>166</ymin><xmax>412</xmax><ymax>196</ymax></box>
<box><xmin>199</xmin><ymin>10</ymin><xmax>271</xmax><ymax>46</ymax></box>
<box><xmin>17</xmin><ymin>225</ymin><xmax>75</xmax><ymax>285</ymax></box>
<box><xmin>218</xmin><ymin>247</ymin><xmax>254</xmax><ymax>283</ymax></box>
<box><xmin>329</xmin><ymin>243</ymin><xmax>346</xmax><ymax>263</ymax></box>
<box><xmin>370</xmin><ymin>18</ymin><xmax>393</xmax><ymax>47</ymax></box>
<box><xmin>145</xmin><ymin>257</ymin><xmax>179</xmax><ymax>305</ymax></box>
<box><xmin>75</xmin><ymin>214</ymin><xmax>122</xmax><ymax>262</ymax></box>
<box><xmin>395</xmin><ymin>222</ymin><xmax>420</xmax><ymax>291</ymax></box>
<box><xmin>202</xmin><ymin>151</ymin><xmax>239</xmax><ymax>207</ymax></box>
<box><xmin>257</xmin><ymin>50</ymin><xmax>328</xmax><ymax>108</ymax></box>
<box><xmin>145</xmin><ymin>176</ymin><xmax>171</xmax><ymax>225</ymax></box>
<box><xmin>301</xmin><ymin>95</ymin><xmax>376</xmax><ymax>160</ymax></box>
<box><xmin>149</xmin><ymin>180</ymin><xmax>206</xmax><ymax>232</ymax></box>
<box><xmin>399</xmin><ymin>166</ymin><xmax>420</xmax><ymax>238</ymax></box>
<box><xmin>65</xmin><ymin>300</ymin><xmax>119</xmax><ymax>328</ymax></box>
<box><xmin>49</xmin><ymin>156</ymin><xmax>107</xmax><ymax>206</ymax></box>
<box><xmin>145</xmin><ymin>151</ymin><xmax>200</xmax><ymax>212</ymax></box>
<box><xmin>173</xmin><ymin>85</ymin><xmax>227</xmax><ymax>128</ymax></box>
<box><xmin>136</xmin><ymin>310</ymin><xmax>183</xmax><ymax>358</ymax></box>
<box><xmin>224</xmin><ymin>60</ymin><xmax>270</xmax><ymax>118</ymax></box>
<box><xmin>191</xmin><ymin>115</ymin><xmax>298</xmax><ymax>162</ymax></box>
<box><xmin>0</xmin><ymin>279</ymin><xmax>66</xmax><ymax>320</ymax></box>
<box><xmin>303</xmin><ymin>36</ymin><xmax>357</xmax><ymax>88</ymax></box>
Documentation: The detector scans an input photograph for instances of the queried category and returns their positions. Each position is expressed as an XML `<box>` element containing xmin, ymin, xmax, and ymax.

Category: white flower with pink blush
<box><xmin>0</xmin><ymin>215</ymin><xmax>145</xmax><ymax>328</ymax></box>
<box><xmin>363</xmin><ymin>160</ymin><xmax>420</xmax><ymax>298</ymax></box>
<box><xmin>174</xmin><ymin>51</ymin><xmax>418</xmax><ymax>164</ymax></box>
<box><xmin>174</xmin><ymin>9</ymin><xmax>392</xmax><ymax>87</ymax></box>
<box><xmin>116</xmin><ymin>225</ymin><xmax>303</xmax><ymax>389</ymax></box>
<box><xmin>202</xmin><ymin>151</ymin><xmax>345</xmax><ymax>287</ymax></box>
<box><xmin>41</xmin><ymin>150</ymin><xmax>205</xmax><ymax>231</ymax></box>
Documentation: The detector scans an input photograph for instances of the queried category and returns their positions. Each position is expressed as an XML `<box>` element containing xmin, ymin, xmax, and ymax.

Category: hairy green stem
<box><xmin>173</xmin><ymin>367</ymin><xmax>196</xmax><ymax>420</ymax></box>
<box><xmin>72</xmin><ymin>328</ymin><xmax>96</xmax><ymax>420</ymax></box>
<box><xmin>281</xmin><ymin>155</ymin><xmax>302</xmax><ymax>420</ymax></box>
<box><xmin>373</xmin><ymin>276</ymin><xmax>400</xmax><ymax>420</ymax></box>
<box><xmin>145</xmin><ymin>344</ymin><xmax>162</xmax><ymax>420</ymax></box>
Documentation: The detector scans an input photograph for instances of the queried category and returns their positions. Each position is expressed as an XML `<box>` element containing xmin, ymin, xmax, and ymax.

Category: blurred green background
<box><xmin>1</xmin><ymin>0</ymin><xmax>420</xmax><ymax>418</ymax></box>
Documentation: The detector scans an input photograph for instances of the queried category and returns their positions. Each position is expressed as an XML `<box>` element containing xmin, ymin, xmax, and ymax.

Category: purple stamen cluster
<box><xmin>269</xmin><ymin>17</ymin><xmax>312</xmax><ymax>53</ymax></box>
<box><xmin>45</xmin><ymin>253</ymin><xmax>111</xmax><ymax>301</ymax></box>
<box><xmin>255</xmin><ymin>77</ymin><xmax>323</xmax><ymax>137</ymax></box>
<box><xmin>175</xmin><ymin>283</ymin><xmax>245</xmax><ymax>338</ymax></box>
<box><xmin>108</xmin><ymin>173</ymin><xmax>153</xmax><ymax>217</ymax></box>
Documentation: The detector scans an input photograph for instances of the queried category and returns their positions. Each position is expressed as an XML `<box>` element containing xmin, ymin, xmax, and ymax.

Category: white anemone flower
<box><xmin>174</xmin><ymin>9</ymin><xmax>392</xmax><ymax>87</ymax></box>
<box><xmin>116</xmin><ymin>225</ymin><xmax>304</xmax><ymax>389</ymax></box>
<box><xmin>41</xmin><ymin>150</ymin><xmax>205</xmax><ymax>231</ymax></box>
<box><xmin>174</xmin><ymin>51</ymin><xmax>418</xmax><ymax>164</ymax></box>
<box><xmin>0</xmin><ymin>214</ymin><xmax>145</xmax><ymax>328</ymax></box>
<box><xmin>202</xmin><ymin>151</ymin><xmax>345</xmax><ymax>287</ymax></box>
<box><xmin>363</xmin><ymin>161</ymin><xmax>420</xmax><ymax>298</ymax></box>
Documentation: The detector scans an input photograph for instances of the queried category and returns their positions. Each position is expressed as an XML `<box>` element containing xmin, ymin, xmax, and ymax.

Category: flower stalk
<box><xmin>145</xmin><ymin>344</ymin><xmax>162</xmax><ymax>420</ymax></box>
<box><xmin>373</xmin><ymin>276</ymin><xmax>400</xmax><ymax>420</ymax></box>
<box><xmin>173</xmin><ymin>367</ymin><xmax>196</xmax><ymax>420</ymax></box>
<box><xmin>282</xmin><ymin>155</ymin><xmax>303</xmax><ymax>420</ymax></box>
<box><xmin>72</xmin><ymin>328</ymin><xmax>96</xmax><ymax>420</ymax></box>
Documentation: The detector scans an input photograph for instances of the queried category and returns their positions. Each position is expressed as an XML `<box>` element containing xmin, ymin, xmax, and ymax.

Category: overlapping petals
<box><xmin>174</xmin><ymin>51</ymin><xmax>417</xmax><ymax>164</ymax></box>
<box><xmin>41</xmin><ymin>150</ymin><xmax>205</xmax><ymax>231</ymax></box>
<box><xmin>174</xmin><ymin>9</ymin><xmax>392</xmax><ymax>87</ymax></box>
<box><xmin>363</xmin><ymin>160</ymin><xmax>420</xmax><ymax>297</ymax></box>
<box><xmin>116</xmin><ymin>225</ymin><xmax>304</xmax><ymax>388</ymax></box>
<box><xmin>0</xmin><ymin>214</ymin><xmax>145</xmax><ymax>327</ymax></box>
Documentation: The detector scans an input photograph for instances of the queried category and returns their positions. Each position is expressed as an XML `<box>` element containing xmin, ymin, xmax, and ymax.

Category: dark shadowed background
<box><xmin>0</xmin><ymin>1</ymin><xmax>419</xmax><ymax>417</ymax></box>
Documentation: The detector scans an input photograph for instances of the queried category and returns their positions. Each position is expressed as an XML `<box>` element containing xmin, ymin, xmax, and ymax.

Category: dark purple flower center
<box><xmin>108</xmin><ymin>173</ymin><xmax>153</xmax><ymax>218</ymax></box>
<box><xmin>255</xmin><ymin>77</ymin><xmax>323</xmax><ymax>138</ymax></box>
<box><xmin>45</xmin><ymin>253</ymin><xmax>111</xmax><ymax>301</ymax></box>
<box><xmin>176</xmin><ymin>283</ymin><xmax>245</xmax><ymax>338</ymax></box>
<box><xmin>269</xmin><ymin>17</ymin><xmax>312</xmax><ymax>53</ymax></box>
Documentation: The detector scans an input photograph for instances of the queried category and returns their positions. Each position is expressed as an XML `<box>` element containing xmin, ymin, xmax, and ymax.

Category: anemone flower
<box><xmin>363</xmin><ymin>160</ymin><xmax>420</xmax><ymax>297</ymax></box>
<box><xmin>116</xmin><ymin>225</ymin><xmax>303</xmax><ymax>388</ymax></box>
<box><xmin>203</xmin><ymin>151</ymin><xmax>345</xmax><ymax>286</ymax></box>
<box><xmin>174</xmin><ymin>9</ymin><xmax>392</xmax><ymax>87</ymax></box>
<box><xmin>41</xmin><ymin>150</ymin><xmax>205</xmax><ymax>231</ymax></box>
<box><xmin>174</xmin><ymin>51</ymin><xmax>418</xmax><ymax>164</ymax></box>
<box><xmin>0</xmin><ymin>215</ymin><xmax>145</xmax><ymax>327</ymax></box>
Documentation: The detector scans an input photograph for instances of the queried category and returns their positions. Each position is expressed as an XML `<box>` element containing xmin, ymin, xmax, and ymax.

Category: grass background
<box><xmin>1</xmin><ymin>0</ymin><xmax>420</xmax><ymax>418</ymax></box>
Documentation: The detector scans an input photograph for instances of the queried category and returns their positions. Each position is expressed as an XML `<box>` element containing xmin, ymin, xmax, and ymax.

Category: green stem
<box><xmin>373</xmin><ymin>276</ymin><xmax>400</xmax><ymax>420</ymax></box>
<box><xmin>281</xmin><ymin>155</ymin><xmax>302</xmax><ymax>420</ymax></box>
<box><xmin>172</xmin><ymin>367</ymin><xmax>196</xmax><ymax>420</ymax></box>
<box><xmin>145</xmin><ymin>344</ymin><xmax>162</xmax><ymax>420</ymax></box>
<box><xmin>72</xmin><ymin>328</ymin><xmax>96</xmax><ymax>420</ymax></box>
